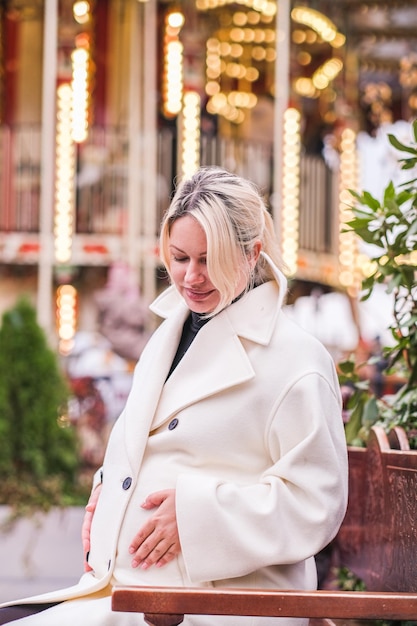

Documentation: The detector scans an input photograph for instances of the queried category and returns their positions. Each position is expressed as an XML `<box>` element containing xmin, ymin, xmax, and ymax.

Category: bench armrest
<box><xmin>112</xmin><ymin>585</ymin><xmax>417</xmax><ymax>625</ymax></box>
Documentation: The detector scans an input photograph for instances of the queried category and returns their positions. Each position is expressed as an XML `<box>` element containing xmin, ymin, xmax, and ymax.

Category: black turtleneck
<box><xmin>165</xmin><ymin>290</ymin><xmax>248</xmax><ymax>380</ymax></box>
<box><xmin>166</xmin><ymin>312</ymin><xmax>210</xmax><ymax>380</ymax></box>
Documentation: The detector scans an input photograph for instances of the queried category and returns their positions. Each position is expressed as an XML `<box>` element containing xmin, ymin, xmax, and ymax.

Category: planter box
<box><xmin>0</xmin><ymin>506</ymin><xmax>84</xmax><ymax>603</ymax></box>
<box><xmin>334</xmin><ymin>426</ymin><xmax>417</xmax><ymax>592</ymax></box>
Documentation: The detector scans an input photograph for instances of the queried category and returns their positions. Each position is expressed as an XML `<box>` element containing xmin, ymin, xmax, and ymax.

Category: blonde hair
<box><xmin>160</xmin><ymin>166</ymin><xmax>284</xmax><ymax>317</ymax></box>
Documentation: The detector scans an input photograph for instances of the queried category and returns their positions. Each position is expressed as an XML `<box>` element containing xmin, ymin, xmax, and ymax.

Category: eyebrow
<box><xmin>169</xmin><ymin>244</ymin><xmax>207</xmax><ymax>257</ymax></box>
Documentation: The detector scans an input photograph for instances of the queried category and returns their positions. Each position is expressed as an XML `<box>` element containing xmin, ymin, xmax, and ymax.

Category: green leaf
<box><xmin>392</xmin><ymin>236</ymin><xmax>407</xmax><ymax>255</ymax></box>
<box><xmin>345</xmin><ymin>395</ymin><xmax>367</xmax><ymax>445</ymax></box>
<box><xmin>396</xmin><ymin>190</ymin><xmax>413</xmax><ymax>205</ymax></box>
<box><xmin>338</xmin><ymin>359</ymin><xmax>356</xmax><ymax>375</ymax></box>
<box><xmin>400</xmin><ymin>265</ymin><xmax>416</xmax><ymax>290</ymax></box>
<box><xmin>413</xmin><ymin>119</ymin><xmax>417</xmax><ymax>143</ymax></box>
<box><xmin>351</xmin><ymin>207</ymin><xmax>375</xmax><ymax>219</ymax></box>
<box><xmin>409</xmin><ymin>358</ymin><xmax>417</xmax><ymax>388</ymax></box>
<box><xmin>361</xmin><ymin>274</ymin><xmax>377</xmax><ymax>292</ymax></box>
<box><xmin>376</xmin><ymin>272</ymin><xmax>388</xmax><ymax>283</ymax></box>
<box><xmin>383</xmin><ymin>181</ymin><xmax>396</xmax><ymax>202</ymax></box>
<box><xmin>388</xmin><ymin>134</ymin><xmax>417</xmax><ymax>155</ymax></box>
<box><xmin>389</xmin><ymin>348</ymin><xmax>406</xmax><ymax>369</ymax></box>
<box><xmin>376</xmin><ymin>263</ymin><xmax>392</xmax><ymax>277</ymax></box>
<box><xmin>345</xmin><ymin>217</ymin><xmax>374</xmax><ymax>231</ymax></box>
<box><xmin>362</xmin><ymin>396</ymin><xmax>379</xmax><ymax>427</ymax></box>
<box><xmin>362</xmin><ymin>191</ymin><xmax>380</xmax><ymax>211</ymax></box>
<box><xmin>355</xmin><ymin>228</ymin><xmax>384</xmax><ymax>246</ymax></box>
<box><xmin>349</xmin><ymin>189</ymin><xmax>362</xmax><ymax>201</ymax></box>
<box><xmin>400</xmin><ymin>158</ymin><xmax>417</xmax><ymax>170</ymax></box>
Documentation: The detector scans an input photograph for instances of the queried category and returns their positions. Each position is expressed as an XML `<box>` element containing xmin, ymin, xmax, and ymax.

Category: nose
<box><xmin>184</xmin><ymin>260</ymin><xmax>204</xmax><ymax>284</ymax></box>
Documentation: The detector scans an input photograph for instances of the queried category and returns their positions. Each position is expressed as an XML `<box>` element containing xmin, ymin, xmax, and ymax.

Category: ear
<box><xmin>250</xmin><ymin>240</ymin><xmax>262</xmax><ymax>269</ymax></box>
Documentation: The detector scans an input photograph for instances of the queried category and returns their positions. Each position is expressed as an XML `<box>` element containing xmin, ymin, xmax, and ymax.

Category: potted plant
<box><xmin>331</xmin><ymin>119</ymin><xmax>417</xmax><ymax>594</ymax></box>
<box><xmin>339</xmin><ymin>118</ymin><xmax>417</xmax><ymax>448</ymax></box>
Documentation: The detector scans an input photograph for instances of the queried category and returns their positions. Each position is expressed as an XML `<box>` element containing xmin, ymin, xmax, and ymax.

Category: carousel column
<box><xmin>272</xmin><ymin>0</ymin><xmax>290</xmax><ymax>249</ymax></box>
<box><xmin>37</xmin><ymin>0</ymin><xmax>58</xmax><ymax>339</ymax></box>
<box><xmin>126</xmin><ymin>0</ymin><xmax>158</xmax><ymax>307</ymax></box>
<box><xmin>140</xmin><ymin>0</ymin><xmax>158</xmax><ymax>304</ymax></box>
<box><xmin>126</xmin><ymin>0</ymin><xmax>141</xmax><ymax>282</ymax></box>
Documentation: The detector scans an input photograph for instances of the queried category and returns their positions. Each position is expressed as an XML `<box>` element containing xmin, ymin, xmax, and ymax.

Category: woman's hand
<box><xmin>129</xmin><ymin>489</ymin><xmax>180</xmax><ymax>570</ymax></box>
<box><xmin>81</xmin><ymin>483</ymin><xmax>102</xmax><ymax>572</ymax></box>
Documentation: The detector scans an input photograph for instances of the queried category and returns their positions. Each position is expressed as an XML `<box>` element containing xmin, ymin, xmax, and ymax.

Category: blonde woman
<box><xmin>0</xmin><ymin>167</ymin><xmax>348</xmax><ymax>625</ymax></box>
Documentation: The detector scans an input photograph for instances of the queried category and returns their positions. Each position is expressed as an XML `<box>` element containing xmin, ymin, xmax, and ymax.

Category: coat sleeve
<box><xmin>175</xmin><ymin>370</ymin><xmax>348</xmax><ymax>583</ymax></box>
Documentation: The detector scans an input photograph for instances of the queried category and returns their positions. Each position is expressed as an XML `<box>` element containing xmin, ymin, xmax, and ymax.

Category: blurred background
<box><xmin>0</xmin><ymin>0</ymin><xmax>416</xmax><ymax>467</ymax></box>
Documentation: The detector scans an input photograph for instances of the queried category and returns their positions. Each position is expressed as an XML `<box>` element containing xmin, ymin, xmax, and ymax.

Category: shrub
<box><xmin>0</xmin><ymin>297</ymin><xmax>85</xmax><ymax>520</ymax></box>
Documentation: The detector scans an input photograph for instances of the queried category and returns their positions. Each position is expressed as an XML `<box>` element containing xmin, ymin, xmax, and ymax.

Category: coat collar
<box><xmin>147</xmin><ymin>255</ymin><xmax>288</xmax><ymax>430</ymax></box>
<box><xmin>150</xmin><ymin>252</ymin><xmax>288</xmax><ymax>345</ymax></box>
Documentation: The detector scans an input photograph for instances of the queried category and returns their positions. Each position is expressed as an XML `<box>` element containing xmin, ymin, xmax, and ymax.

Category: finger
<box><xmin>83</xmin><ymin>535</ymin><xmax>92</xmax><ymax>572</ymax></box>
<box><xmin>88</xmin><ymin>483</ymin><xmax>102</xmax><ymax>508</ymax></box>
<box><xmin>81</xmin><ymin>484</ymin><xmax>101</xmax><ymax>545</ymax></box>
<box><xmin>141</xmin><ymin>489</ymin><xmax>173</xmax><ymax>509</ymax></box>
<box><xmin>131</xmin><ymin>538</ymin><xmax>175</xmax><ymax>570</ymax></box>
<box><xmin>81</xmin><ymin>511</ymin><xmax>93</xmax><ymax>548</ymax></box>
<box><xmin>81</xmin><ymin>484</ymin><xmax>102</xmax><ymax>574</ymax></box>
<box><xmin>155</xmin><ymin>543</ymin><xmax>179</xmax><ymax>568</ymax></box>
<box><xmin>130</xmin><ymin>532</ymin><xmax>159</xmax><ymax>566</ymax></box>
<box><xmin>129</xmin><ymin>521</ymin><xmax>156</xmax><ymax>554</ymax></box>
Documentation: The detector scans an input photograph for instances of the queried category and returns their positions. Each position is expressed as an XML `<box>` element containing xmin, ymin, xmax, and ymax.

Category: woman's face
<box><xmin>168</xmin><ymin>215</ymin><xmax>249</xmax><ymax>314</ymax></box>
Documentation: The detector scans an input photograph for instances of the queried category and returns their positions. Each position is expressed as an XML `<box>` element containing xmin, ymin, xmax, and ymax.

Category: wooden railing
<box><xmin>0</xmin><ymin>124</ymin><xmax>338</xmax><ymax>258</ymax></box>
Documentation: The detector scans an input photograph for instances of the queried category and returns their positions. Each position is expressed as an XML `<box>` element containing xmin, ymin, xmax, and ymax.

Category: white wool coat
<box><xmin>1</xmin><ymin>263</ymin><xmax>348</xmax><ymax>625</ymax></box>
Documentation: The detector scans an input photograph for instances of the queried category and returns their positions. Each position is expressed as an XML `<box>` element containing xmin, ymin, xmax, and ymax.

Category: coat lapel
<box><xmin>122</xmin><ymin>300</ymin><xmax>189</xmax><ymax>469</ymax></box>
<box><xmin>151</xmin><ymin>279</ymin><xmax>283</xmax><ymax>430</ymax></box>
<box><xmin>151</xmin><ymin>315</ymin><xmax>255</xmax><ymax>429</ymax></box>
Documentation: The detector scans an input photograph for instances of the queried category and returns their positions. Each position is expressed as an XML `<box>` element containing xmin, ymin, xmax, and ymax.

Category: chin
<box><xmin>188</xmin><ymin>303</ymin><xmax>210</xmax><ymax>314</ymax></box>
<box><xmin>186</xmin><ymin>298</ymin><xmax>217</xmax><ymax>314</ymax></box>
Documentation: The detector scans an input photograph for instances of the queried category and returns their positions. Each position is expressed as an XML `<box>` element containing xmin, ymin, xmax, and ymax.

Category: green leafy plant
<box><xmin>0</xmin><ymin>297</ymin><xmax>87</xmax><ymax>523</ymax></box>
<box><xmin>340</xmin><ymin>119</ymin><xmax>417</xmax><ymax>447</ymax></box>
<box><xmin>333</xmin><ymin>566</ymin><xmax>366</xmax><ymax>592</ymax></box>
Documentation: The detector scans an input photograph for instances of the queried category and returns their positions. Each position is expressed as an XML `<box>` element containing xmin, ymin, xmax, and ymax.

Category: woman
<box><xmin>0</xmin><ymin>167</ymin><xmax>348</xmax><ymax>625</ymax></box>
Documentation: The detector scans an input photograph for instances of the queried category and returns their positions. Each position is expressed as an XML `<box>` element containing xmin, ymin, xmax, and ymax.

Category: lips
<box><xmin>184</xmin><ymin>288</ymin><xmax>213</xmax><ymax>301</ymax></box>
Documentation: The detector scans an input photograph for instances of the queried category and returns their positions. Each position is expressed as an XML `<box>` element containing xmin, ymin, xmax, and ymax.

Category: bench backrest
<box><xmin>334</xmin><ymin>425</ymin><xmax>417</xmax><ymax>592</ymax></box>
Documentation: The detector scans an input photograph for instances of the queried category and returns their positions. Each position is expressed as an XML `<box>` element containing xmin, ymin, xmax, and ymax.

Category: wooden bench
<box><xmin>112</xmin><ymin>426</ymin><xmax>417</xmax><ymax>625</ymax></box>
